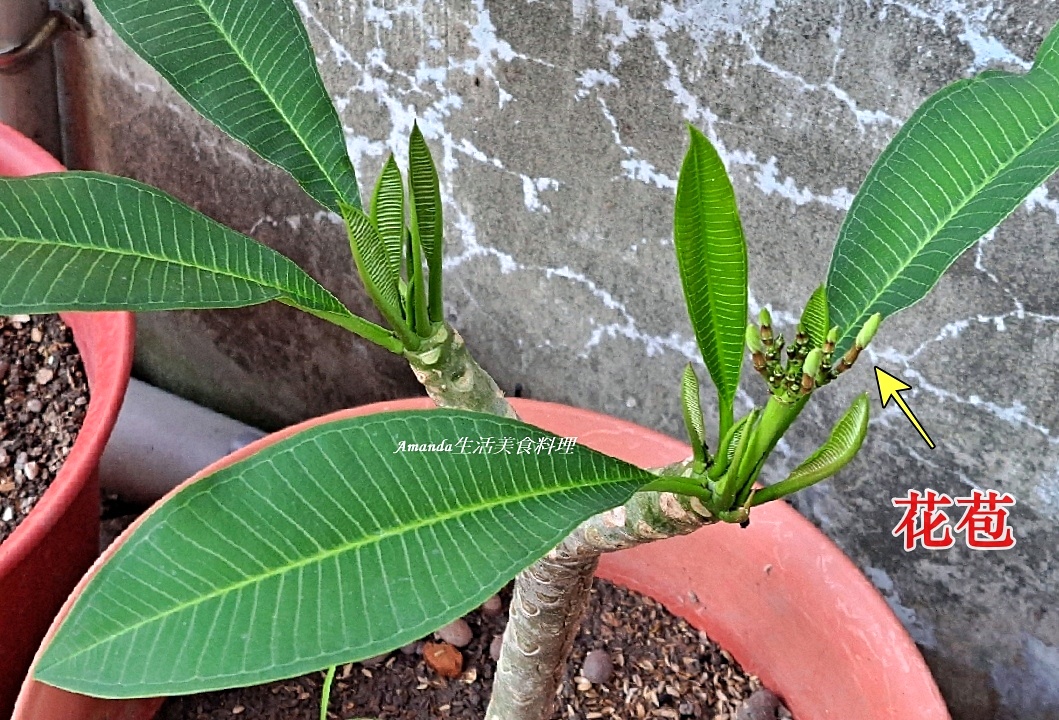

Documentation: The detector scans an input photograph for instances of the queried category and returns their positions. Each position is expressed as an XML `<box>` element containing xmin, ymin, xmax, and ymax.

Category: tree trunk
<box><xmin>407</xmin><ymin>326</ymin><xmax>720</xmax><ymax>720</ymax></box>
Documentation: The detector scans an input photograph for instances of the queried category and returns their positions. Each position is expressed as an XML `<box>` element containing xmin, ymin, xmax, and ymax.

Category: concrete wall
<box><xmin>62</xmin><ymin>1</ymin><xmax>1058</xmax><ymax>717</ymax></box>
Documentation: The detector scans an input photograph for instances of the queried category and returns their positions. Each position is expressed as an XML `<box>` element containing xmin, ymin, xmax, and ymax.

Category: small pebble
<box><xmin>30</xmin><ymin>328</ymin><xmax>43</xmax><ymax>343</ymax></box>
<box><xmin>10</xmin><ymin>314</ymin><xmax>30</xmax><ymax>324</ymax></box>
<box><xmin>26</xmin><ymin>398</ymin><xmax>43</xmax><ymax>413</ymax></box>
<box><xmin>1</xmin><ymin>506</ymin><xmax>12</xmax><ymax>522</ymax></box>
<box><xmin>422</xmin><ymin>641</ymin><xmax>462</xmax><ymax>678</ymax></box>
<box><xmin>399</xmin><ymin>641</ymin><xmax>420</xmax><ymax>655</ymax></box>
<box><xmin>359</xmin><ymin>653</ymin><xmax>388</xmax><ymax>667</ymax></box>
<box><xmin>489</xmin><ymin>634</ymin><xmax>504</xmax><ymax>661</ymax></box>
<box><xmin>735</xmin><ymin>688</ymin><xmax>782</xmax><ymax>720</ymax></box>
<box><xmin>0</xmin><ymin>451</ymin><xmax>9</xmax><ymax>468</ymax></box>
<box><xmin>35</xmin><ymin>368</ymin><xmax>55</xmax><ymax>385</ymax></box>
<box><xmin>480</xmin><ymin>594</ymin><xmax>503</xmax><ymax>615</ymax></box>
<box><xmin>23</xmin><ymin>462</ymin><xmax>39</xmax><ymax>481</ymax></box>
<box><xmin>231</xmin><ymin>705</ymin><xmax>245</xmax><ymax>714</ymax></box>
<box><xmin>435</xmin><ymin>617</ymin><xmax>473</xmax><ymax>647</ymax></box>
<box><xmin>580</xmin><ymin>649</ymin><xmax>613</xmax><ymax>683</ymax></box>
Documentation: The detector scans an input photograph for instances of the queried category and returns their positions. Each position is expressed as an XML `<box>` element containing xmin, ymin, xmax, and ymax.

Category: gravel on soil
<box><xmin>0</xmin><ymin>314</ymin><xmax>89</xmax><ymax>544</ymax></box>
<box><xmin>158</xmin><ymin>578</ymin><xmax>792</xmax><ymax>720</ymax></box>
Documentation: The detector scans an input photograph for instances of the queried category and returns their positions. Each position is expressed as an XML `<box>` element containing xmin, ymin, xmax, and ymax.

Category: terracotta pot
<box><xmin>0</xmin><ymin>123</ymin><xmax>135</xmax><ymax>718</ymax></box>
<box><xmin>15</xmin><ymin>398</ymin><xmax>949</xmax><ymax>720</ymax></box>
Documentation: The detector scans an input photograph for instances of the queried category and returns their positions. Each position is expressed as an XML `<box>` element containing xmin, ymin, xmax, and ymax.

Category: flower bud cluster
<box><xmin>747</xmin><ymin>309</ymin><xmax>882</xmax><ymax>402</ymax></box>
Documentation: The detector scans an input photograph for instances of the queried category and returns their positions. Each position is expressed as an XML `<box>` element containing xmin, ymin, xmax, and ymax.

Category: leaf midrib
<box><xmin>690</xmin><ymin>149</ymin><xmax>740</xmax><ymax>395</ymax></box>
<box><xmin>838</xmin><ymin>83</ymin><xmax>1059</xmax><ymax>335</ymax></box>
<box><xmin>1</xmin><ymin>235</ymin><xmax>342</xmax><ymax>316</ymax></box>
<box><xmin>120</xmin><ymin>0</ymin><xmax>347</xmax><ymax>208</ymax></box>
<box><xmin>42</xmin><ymin>466</ymin><xmax>646</xmax><ymax>670</ymax></box>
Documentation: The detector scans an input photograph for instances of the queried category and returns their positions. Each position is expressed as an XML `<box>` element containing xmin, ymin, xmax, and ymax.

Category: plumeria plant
<box><xmin>2</xmin><ymin>2</ymin><xmax>1058</xmax><ymax>719</ymax></box>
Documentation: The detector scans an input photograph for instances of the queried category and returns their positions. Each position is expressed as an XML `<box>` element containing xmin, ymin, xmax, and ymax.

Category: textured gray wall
<box><xmin>64</xmin><ymin>1</ymin><xmax>1058</xmax><ymax>718</ymax></box>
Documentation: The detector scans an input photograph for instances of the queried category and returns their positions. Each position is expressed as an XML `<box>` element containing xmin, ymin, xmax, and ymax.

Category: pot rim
<box><xmin>0</xmin><ymin>122</ymin><xmax>135</xmax><ymax>578</ymax></box>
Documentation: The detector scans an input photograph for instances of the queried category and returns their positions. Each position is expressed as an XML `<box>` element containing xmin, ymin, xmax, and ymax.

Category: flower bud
<box><xmin>759</xmin><ymin>307</ymin><xmax>772</xmax><ymax>328</ymax></box>
<box><xmin>855</xmin><ymin>313</ymin><xmax>882</xmax><ymax>348</ymax></box>
<box><xmin>822</xmin><ymin>327</ymin><xmax>838</xmax><ymax>355</ymax></box>
<box><xmin>802</xmin><ymin>348</ymin><xmax>823</xmax><ymax>378</ymax></box>
<box><xmin>745</xmin><ymin>323</ymin><xmax>765</xmax><ymax>354</ymax></box>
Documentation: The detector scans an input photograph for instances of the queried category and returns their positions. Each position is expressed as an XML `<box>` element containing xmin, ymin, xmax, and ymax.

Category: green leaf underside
<box><xmin>371</xmin><ymin>157</ymin><xmax>404</xmax><ymax>279</ymax></box>
<box><xmin>827</xmin><ymin>23</ymin><xmax>1059</xmax><ymax>354</ymax></box>
<box><xmin>680</xmin><ymin>364</ymin><xmax>705</xmax><ymax>451</ymax></box>
<box><xmin>674</xmin><ymin>126</ymin><xmax>749</xmax><ymax>418</ymax></box>
<box><xmin>341</xmin><ymin>202</ymin><xmax>402</xmax><ymax>320</ymax></box>
<box><xmin>94</xmin><ymin>0</ymin><xmax>359</xmax><ymax>212</ymax></box>
<box><xmin>408</xmin><ymin>125</ymin><xmax>443</xmax><ymax>319</ymax></box>
<box><xmin>0</xmin><ymin>173</ymin><xmax>352</xmax><ymax>323</ymax></box>
<box><xmin>800</xmin><ymin>285</ymin><xmax>829</xmax><ymax>349</ymax></box>
<box><xmin>36</xmin><ymin>411</ymin><xmax>651</xmax><ymax>698</ymax></box>
<box><xmin>753</xmin><ymin>394</ymin><xmax>869</xmax><ymax>505</ymax></box>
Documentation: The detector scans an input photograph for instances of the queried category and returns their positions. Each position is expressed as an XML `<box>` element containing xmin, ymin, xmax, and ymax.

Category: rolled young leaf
<box><xmin>799</xmin><ymin>285</ymin><xmax>829</xmax><ymax>349</ymax></box>
<box><xmin>340</xmin><ymin>200</ymin><xmax>405</xmax><ymax>335</ymax></box>
<box><xmin>370</xmin><ymin>156</ymin><xmax>405</xmax><ymax>280</ymax></box>
<box><xmin>680</xmin><ymin>364</ymin><xmax>707</xmax><ymax>470</ymax></box>
<box><xmin>0</xmin><ymin>173</ymin><xmax>399</xmax><ymax>350</ymax></box>
<box><xmin>827</xmin><ymin>21</ymin><xmax>1059</xmax><ymax>354</ymax></box>
<box><xmin>35</xmin><ymin>410</ymin><xmax>652</xmax><ymax>698</ymax></box>
<box><xmin>751</xmin><ymin>393</ymin><xmax>870</xmax><ymax>505</ymax></box>
<box><xmin>408</xmin><ymin>123</ymin><xmax>444</xmax><ymax>322</ymax></box>
<box><xmin>674</xmin><ymin>125</ymin><xmax>749</xmax><ymax>435</ymax></box>
<box><xmin>94</xmin><ymin>0</ymin><xmax>360</xmax><ymax>212</ymax></box>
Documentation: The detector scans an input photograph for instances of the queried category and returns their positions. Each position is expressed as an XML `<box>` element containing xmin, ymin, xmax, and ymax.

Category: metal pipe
<box><xmin>98</xmin><ymin>380</ymin><xmax>266</xmax><ymax>504</ymax></box>
<box><xmin>0</xmin><ymin>0</ymin><xmax>62</xmax><ymax>156</ymax></box>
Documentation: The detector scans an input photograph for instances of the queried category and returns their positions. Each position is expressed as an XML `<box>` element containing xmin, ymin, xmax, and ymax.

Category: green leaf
<box><xmin>36</xmin><ymin>410</ymin><xmax>652</xmax><ymax>697</ymax></box>
<box><xmin>340</xmin><ymin>201</ymin><xmax>403</xmax><ymax>332</ymax></box>
<box><xmin>751</xmin><ymin>393</ymin><xmax>870</xmax><ymax>505</ymax></box>
<box><xmin>680</xmin><ymin>364</ymin><xmax>706</xmax><ymax>469</ymax></box>
<box><xmin>827</xmin><ymin>23</ymin><xmax>1059</xmax><ymax>353</ymax></box>
<box><xmin>674</xmin><ymin>125</ymin><xmax>749</xmax><ymax>435</ymax></box>
<box><xmin>0</xmin><ymin>173</ymin><xmax>399</xmax><ymax>350</ymax></box>
<box><xmin>799</xmin><ymin>285</ymin><xmax>829</xmax><ymax>348</ymax></box>
<box><xmin>370</xmin><ymin>156</ymin><xmax>405</xmax><ymax>280</ymax></box>
<box><xmin>408</xmin><ymin>123</ymin><xmax>444</xmax><ymax>322</ymax></box>
<box><xmin>94</xmin><ymin>0</ymin><xmax>359</xmax><ymax>212</ymax></box>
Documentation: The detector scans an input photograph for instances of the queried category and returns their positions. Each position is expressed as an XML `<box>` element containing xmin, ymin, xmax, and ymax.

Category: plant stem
<box><xmin>485</xmin><ymin>548</ymin><xmax>599</xmax><ymax>720</ymax></box>
<box><xmin>404</xmin><ymin>323</ymin><xmax>517</xmax><ymax>419</ymax></box>
<box><xmin>487</xmin><ymin>463</ymin><xmax>718</xmax><ymax>720</ymax></box>
<box><xmin>403</xmin><ymin>331</ymin><xmax>777</xmax><ymax>720</ymax></box>
<box><xmin>319</xmin><ymin>665</ymin><xmax>336</xmax><ymax>720</ymax></box>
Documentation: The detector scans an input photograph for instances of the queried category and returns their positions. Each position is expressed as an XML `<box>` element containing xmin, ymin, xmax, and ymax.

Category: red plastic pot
<box><xmin>16</xmin><ymin>398</ymin><xmax>949</xmax><ymax>719</ymax></box>
<box><xmin>0</xmin><ymin>122</ymin><xmax>135</xmax><ymax>719</ymax></box>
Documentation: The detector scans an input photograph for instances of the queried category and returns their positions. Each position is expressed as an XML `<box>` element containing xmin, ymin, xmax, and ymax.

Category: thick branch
<box><xmin>406</xmin><ymin>326</ymin><xmax>719</xmax><ymax>720</ymax></box>
<box><xmin>405</xmin><ymin>323</ymin><xmax>517</xmax><ymax>419</ymax></box>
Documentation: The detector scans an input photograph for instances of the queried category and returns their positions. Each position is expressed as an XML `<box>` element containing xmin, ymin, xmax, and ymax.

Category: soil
<box><xmin>0</xmin><ymin>314</ymin><xmax>89</xmax><ymax>544</ymax></box>
<box><xmin>157</xmin><ymin>578</ymin><xmax>791</xmax><ymax>720</ymax></box>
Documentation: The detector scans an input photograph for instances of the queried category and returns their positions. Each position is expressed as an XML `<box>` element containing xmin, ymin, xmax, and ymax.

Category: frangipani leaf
<box><xmin>94</xmin><ymin>0</ymin><xmax>359</xmax><ymax>212</ymax></box>
<box><xmin>752</xmin><ymin>393</ymin><xmax>870</xmax><ymax>505</ymax></box>
<box><xmin>680</xmin><ymin>364</ymin><xmax>706</xmax><ymax>469</ymax></box>
<box><xmin>408</xmin><ymin>124</ymin><xmax>444</xmax><ymax>321</ymax></box>
<box><xmin>370</xmin><ymin>156</ymin><xmax>405</xmax><ymax>279</ymax></box>
<box><xmin>674</xmin><ymin>125</ymin><xmax>748</xmax><ymax>435</ymax></box>
<box><xmin>0</xmin><ymin>173</ymin><xmax>398</xmax><ymax>350</ymax></box>
<box><xmin>36</xmin><ymin>411</ymin><xmax>652</xmax><ymax>698</ymax></box>
<box><xmin>827</xmin><ymin>23</ymin><xmax>1059</xmax><ymax>354</ymax></box>
<box><xmin>340</xmin><ymin>201</ymin><xmax>403</xmax><ymax>327</ymax></box>
<box><xmin>800</xmin><ymin>285</ymin><xmax>829</xmax><ymax>348</ymax></box>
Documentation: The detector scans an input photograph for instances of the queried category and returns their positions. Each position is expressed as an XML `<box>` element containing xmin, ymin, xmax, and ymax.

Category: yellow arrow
<box><xmin>874</xmin><ymin>367</ymin><xmax>935</xmax><ymax>448</ymax></box>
